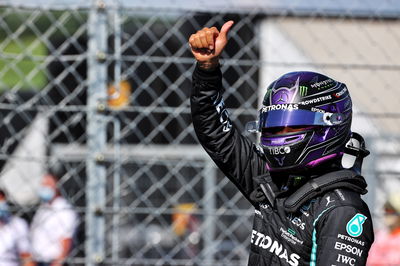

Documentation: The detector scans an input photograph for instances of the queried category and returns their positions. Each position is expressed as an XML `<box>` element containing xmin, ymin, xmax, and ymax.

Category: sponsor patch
<box><xmin>336</xmin><ymin>254</ymin><xmax>356</xmax><ymax>266</ymax></box>
<box><xmin>299</xmin><ymin>95</ymin><xmax>332</xmax><ymax>106</ymax></box>
<box><xmin>337</xmin><ymin>233</ymin><xmax>365</xmax><ymax>246</ymax></box>
<box><xmin>255</xmin><ymin>209</ymin><xmax>263</xmax><ymax>218</ymax></box>
<box><xmin>251</xmin><ymin>230</ymin><xmax>300</xmax><ymax>266</ymax></box>
<box><xmin>299</xmin><ymin>86</ymin><xmax>308</xmax><ymax>96</ymax></box>
<box><xmin>334</xmin><ymin>189</ymin><xmax>346</xmax><ymax>201</ymax></box>
<box><xmin>214</xmin><ymin>96</ymin><xmax>232</xmax><ymax>132</ymax></box>
<box><xmin>268</xmin><ymin>146</ymin><xmax>291</xmax><ymax>155</ymax></box>
<box><xmin>325</xmin><ymin>196</ymin><xmax>335</xmax><ymax>206</ymax></box>
<box><xmin>262</xmin><ymin>103</ymin><xmax>299</xmax><ymax>112</ymax></box>
<box><xmin>346</xmin><ymin>214</ymin><xmax>367</xmax><ymax>237</ymax></box>
<box><xmin>310</xmin><ymin>78</ymin><xmax>334</xmax><ymax>89</ymax></box>
<box><xmin>333</xmin><ymin>87</ymin><xmax>348</xmax><ymax>98</ymax></box>
<box><xmin>259</xmin><ymin>203</ymin><xmax>270</xmax><ymax>210</ymax></box>
<box><xmin>334</xmin><ymin>242</ymin><xmax>363</xmax><ymax>257</ymax></box>
<box><xmin>287</xmin><ymin>215</ymin><xmax>305</xmax><ymax>230</ymax></box>
<box><xmin>279</xmin><ymin>227</ymin><xmax>304</xmax><ymax>245</ymax></box>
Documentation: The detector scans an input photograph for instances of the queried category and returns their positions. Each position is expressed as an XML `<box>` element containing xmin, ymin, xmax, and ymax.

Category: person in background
<box><xmin>30</xmin><ymin>174</ymin><xmax>78</xmax><ymax>266</ymax></box>
<box><xmin>0</xmin><ymin>189</ymin><xmax>35</xmax><ymax>266</ymax></box>
<box><xmin>367</xmin><ymin>194</ymin><xmax>400</xmax><ymax>266</ymax></box>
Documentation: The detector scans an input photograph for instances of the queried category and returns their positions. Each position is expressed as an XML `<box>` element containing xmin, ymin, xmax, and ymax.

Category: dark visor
<box><xmin>259</xmin><ymin>109</ymin><xmax>343</xmax><ymax>129</ymax></box>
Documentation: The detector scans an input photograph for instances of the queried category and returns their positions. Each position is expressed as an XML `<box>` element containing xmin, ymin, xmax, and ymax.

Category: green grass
<box><xmin>0</xmin><ymin>35</ymin><xmax>48</xmax><ymax>91</ymax></box>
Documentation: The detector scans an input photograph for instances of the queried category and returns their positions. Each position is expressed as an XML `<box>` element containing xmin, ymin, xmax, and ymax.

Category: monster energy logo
<box><xmin>299</xmin><ymin>86</ymin><xmax>308</xmax><ymax>96</ymax></box>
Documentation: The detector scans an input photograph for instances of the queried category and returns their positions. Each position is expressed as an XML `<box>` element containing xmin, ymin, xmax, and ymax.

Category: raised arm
<box><xmin>189</xmin><ymin>21</ymin><xmax>265</xmax><ymax>204</ymax></box>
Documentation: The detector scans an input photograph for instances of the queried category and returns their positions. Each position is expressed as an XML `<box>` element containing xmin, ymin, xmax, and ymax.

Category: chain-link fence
<box><xmin>0</xmin><ymin>1</ymin><xmax>400</xmax><ymax>265</ymax></box>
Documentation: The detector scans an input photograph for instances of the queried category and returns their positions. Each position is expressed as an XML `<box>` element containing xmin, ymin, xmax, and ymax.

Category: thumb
<box><xmin>218</xmin><ymin>20</ymin><xmax>234</xmax><ymax>41</ymax></box>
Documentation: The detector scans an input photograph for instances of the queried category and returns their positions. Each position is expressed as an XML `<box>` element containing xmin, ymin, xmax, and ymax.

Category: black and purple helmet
<box><xmin>258</xmin><ymin>71</ymin><xmax>352</xmax><ymax>172</ymax></box>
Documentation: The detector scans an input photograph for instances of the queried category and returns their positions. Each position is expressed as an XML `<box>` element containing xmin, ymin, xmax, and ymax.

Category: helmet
<box><xmin>258</xmin><ymin>71</ymin><xmax>352</xmax><ymax>172</ymax></box>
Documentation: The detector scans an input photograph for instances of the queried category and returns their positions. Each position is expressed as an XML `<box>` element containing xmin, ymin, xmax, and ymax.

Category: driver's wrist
<box><xmin>197</xmin><ymin>57</ymin><xmax>219</xmax><ymax>71</ymax></box>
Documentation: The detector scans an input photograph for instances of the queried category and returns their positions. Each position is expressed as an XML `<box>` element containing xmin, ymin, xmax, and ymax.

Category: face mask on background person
<box><xmin>0</xmin><ymin>200</ymin><xmax>10</xmax><ymax>223</ymax></box>
<box><xmin>38</xmin><ymin>186</ymin><xmax>55</xmax><ymax>202</ymax></box>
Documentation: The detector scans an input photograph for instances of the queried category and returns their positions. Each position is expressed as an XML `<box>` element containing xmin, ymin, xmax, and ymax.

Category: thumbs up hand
<box><xmin>189</xmin><ymin>21</ymin><xmax>234</xmax><ymax>70</ymax></box>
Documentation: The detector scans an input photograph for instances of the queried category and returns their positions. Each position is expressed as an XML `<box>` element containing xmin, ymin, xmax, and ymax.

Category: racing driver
<box><xmin>189</xmin><ymin>20</ymin><xmax>374</xmax><ymax>265</ymax></box>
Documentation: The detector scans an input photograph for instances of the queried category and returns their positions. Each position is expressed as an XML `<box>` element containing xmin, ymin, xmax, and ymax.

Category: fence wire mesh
<box><xmin>0</xmin><ymin>1</ymin><xmax>400</xmax><ymax>265</ymax></box>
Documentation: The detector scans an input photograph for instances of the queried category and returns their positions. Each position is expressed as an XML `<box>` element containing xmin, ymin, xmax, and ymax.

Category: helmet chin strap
<box><xmin>343</xmin><ymin>132</ymin><xmax>370</xmax><ymax>175</ymax></box>
<box><xmin>270</xmin><ymin>159</ymin><xmax>342</xmax><ymax>193</ymax></box>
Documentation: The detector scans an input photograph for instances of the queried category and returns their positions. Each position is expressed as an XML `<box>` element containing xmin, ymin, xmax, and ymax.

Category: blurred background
<box><xmin>0</xmin><ymin>0</ymin><xmax>399</xmax><ymax>265</ymax></box>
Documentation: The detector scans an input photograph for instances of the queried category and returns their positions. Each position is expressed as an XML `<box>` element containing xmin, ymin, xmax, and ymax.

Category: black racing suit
<box><xmin>191</xmin><ymin>64</ymin><xmax>374</xmax><ymax>266</ymax></box>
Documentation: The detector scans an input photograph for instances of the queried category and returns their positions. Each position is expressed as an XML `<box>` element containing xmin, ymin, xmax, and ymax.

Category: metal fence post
<box><xmin>202</xmin><ymin>161</ymin><xmax>217</xmax><ymax>265</ymax></box>
<box><xmin>111</xmin><ymin>118</ymin><xmax>122</xmax><ymax>263</ymax></box>
<box><xmin>85</xmin><ymin>1</ymin><xmax>108</xmax><ymax>265</ymax></box>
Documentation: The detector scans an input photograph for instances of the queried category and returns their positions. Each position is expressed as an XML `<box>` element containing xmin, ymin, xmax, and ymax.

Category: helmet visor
<box><xmin>259</xmin><ymin>109</ymin><xmax>343</xmax><ymax>129</ymax></box>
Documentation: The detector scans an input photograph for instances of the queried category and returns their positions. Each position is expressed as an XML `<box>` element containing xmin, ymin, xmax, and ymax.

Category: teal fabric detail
<box><xmin>309</xmin><ymin>205</ymin><xmax>335</xmax><ymax>266</ymax></box>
